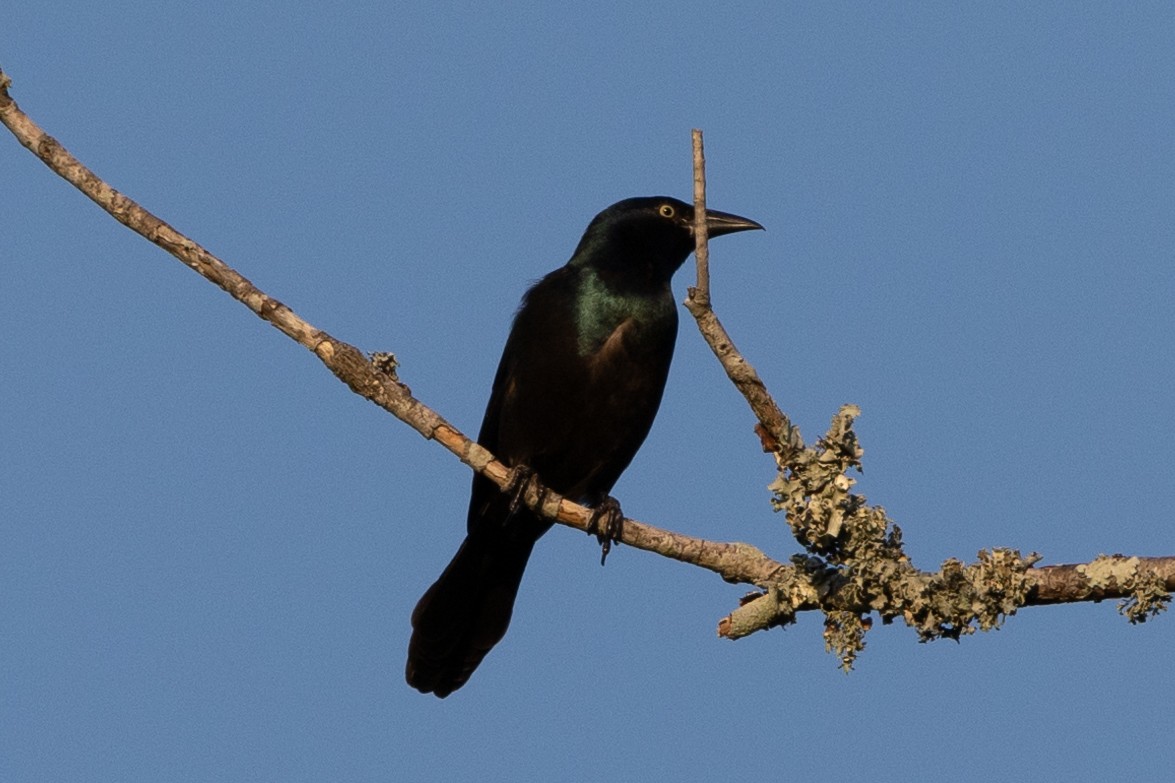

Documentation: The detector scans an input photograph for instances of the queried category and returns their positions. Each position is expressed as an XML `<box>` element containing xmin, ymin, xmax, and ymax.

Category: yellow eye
<box><xmin>659</xmin><ymin>204</ymin><xmax>675</xmax><ymax>218</ymax></box>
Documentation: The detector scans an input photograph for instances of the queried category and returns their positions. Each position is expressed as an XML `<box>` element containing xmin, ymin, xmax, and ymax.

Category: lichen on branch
<box><xmin>752</xmin><ymin>403</ymin><xmax>1044</xmax><ymax>668</ymax></box>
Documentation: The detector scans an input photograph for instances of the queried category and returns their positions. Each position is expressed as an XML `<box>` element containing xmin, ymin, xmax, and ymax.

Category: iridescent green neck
<box><xmin>573</xmin><ymin>267</ymin><xmax>675</xmax><ymax>356</ymax></box>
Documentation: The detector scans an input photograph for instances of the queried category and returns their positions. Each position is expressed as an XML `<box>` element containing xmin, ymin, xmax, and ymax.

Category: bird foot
<box><xmin>505</xmin><ymin>465</ymin><xmax>547</xmax><ymax>516</ymax></box>
<box><xmin>587</xmin><ymin>496</ymin><xmax>624</xmax><ymax>566</ymax></box>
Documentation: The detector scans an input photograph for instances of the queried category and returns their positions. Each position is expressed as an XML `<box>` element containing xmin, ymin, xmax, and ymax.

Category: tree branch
<box><xmin>684</xmin><ymin>129</ymin><xmax>802</xmax><ymax>459</ymax></box>
<box><xmin>679</xmin><ymin>128</ymin><xmax>1170</xmax><ymax>660</ymax></box>
<box><xmin>3</xmin><ymin>71</ymin><xmax>1170</xmax><ymax>666</ymax></box>
<box><xmin>0</xmin><ymin>69</ymin><xmax>781</xmax><ymax>587</ymax></box>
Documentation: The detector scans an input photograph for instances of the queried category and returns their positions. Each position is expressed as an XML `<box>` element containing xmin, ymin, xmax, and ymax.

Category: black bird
<box><xmin>406</xmin><ymin>196</ymin><xmax>762</xmax><ymax>697</ymax></box>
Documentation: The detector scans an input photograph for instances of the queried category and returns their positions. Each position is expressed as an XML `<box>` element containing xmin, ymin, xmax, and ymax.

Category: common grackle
<box><xmin>406</xmin><ymin>196</ymin><xmax>762</xmax><ymax>697</ymax></box>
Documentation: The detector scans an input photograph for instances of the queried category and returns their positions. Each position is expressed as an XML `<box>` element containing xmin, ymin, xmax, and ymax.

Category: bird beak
<box><xmin>702</xmin><ymin>209</ymin><xmax>764</xmax><ymax>237</ymax></box>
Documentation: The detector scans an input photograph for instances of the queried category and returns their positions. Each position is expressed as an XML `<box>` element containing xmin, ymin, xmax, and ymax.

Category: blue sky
<box><xmin>3</xmin><ymin>3</ymin><xmax>1173</xmax><ymax>781</ymax></box>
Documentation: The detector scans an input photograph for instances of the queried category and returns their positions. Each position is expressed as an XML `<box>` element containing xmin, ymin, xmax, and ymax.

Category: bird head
<box><xmin>570</xmin><ymin>196</ymin><xmax>763</xmax><ymax>287</ymax></box>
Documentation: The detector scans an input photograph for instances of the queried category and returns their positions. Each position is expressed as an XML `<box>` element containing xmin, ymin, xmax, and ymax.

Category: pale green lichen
<box><xmin>824</xmin><ymin>610</ymin><xmax>869</xmax><ymax>672</ymax></box>
<box><xmin>1078</xmin><ymin>555</ymin><xmax>1171</xmax><ymax>623</ymax></box>
<box><xmin>764</xmin><ymin>404</ymin><xmax>1045</xmax><ymax>669</ymax></box>
<box><xmin>900</xmin><ymin>548</ymin><xmax>1040</xmax><ymax>642</ymax></box>
<box><xmin>1077</xmin><ymin>554</ymin><xmax>1141</xmax><ymax>588</ymax></box>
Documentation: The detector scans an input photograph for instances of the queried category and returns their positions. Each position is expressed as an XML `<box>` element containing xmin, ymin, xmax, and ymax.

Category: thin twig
<box><xmin>684</xmin><ymin>129</ymin><xmax>802</xmax><ymax>457</ymax></box>
<box><xmin>689</xmin><ymin>129</ymin><xmax>711</xmax><ymax>308</ymax></box>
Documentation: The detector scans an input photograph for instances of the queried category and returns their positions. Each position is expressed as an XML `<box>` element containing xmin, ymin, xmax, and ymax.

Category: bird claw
<box><xmin>587</xmin><ymin>496</ymin><xmax>624</xmax><ymax>566</ymax></box>
<box><xmin>505</xmin><ymin>465</ymin><xmax>547</xmax><ymax>516</ymax></box>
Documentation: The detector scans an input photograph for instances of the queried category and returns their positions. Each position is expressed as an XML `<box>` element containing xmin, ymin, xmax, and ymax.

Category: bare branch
<box><xmin>688</xmin><ymin>129</ymin><xmax>711</xmax><ymax>308</ymax></box>
<box><xmin>0</xmin><ymin>69</ymin><xmax>785</xmax><ymax>588</ymax></box>
<box><xmin>684</xmin><ymin>129</ymin><xmax>802</xmax><ymax>458</ymax></box>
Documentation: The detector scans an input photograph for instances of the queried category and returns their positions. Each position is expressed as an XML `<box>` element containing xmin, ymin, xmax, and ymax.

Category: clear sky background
<box><xmin>3</xmin><ymin>4</ymin><xmax>1173</xmax><ymax>781</ymax></box>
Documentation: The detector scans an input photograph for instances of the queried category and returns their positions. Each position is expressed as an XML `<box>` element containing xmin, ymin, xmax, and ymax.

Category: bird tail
<box><xmin>406</xmin><ymin>525</ymin><xmax>535</xmax><ymax>698</ymax></box>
